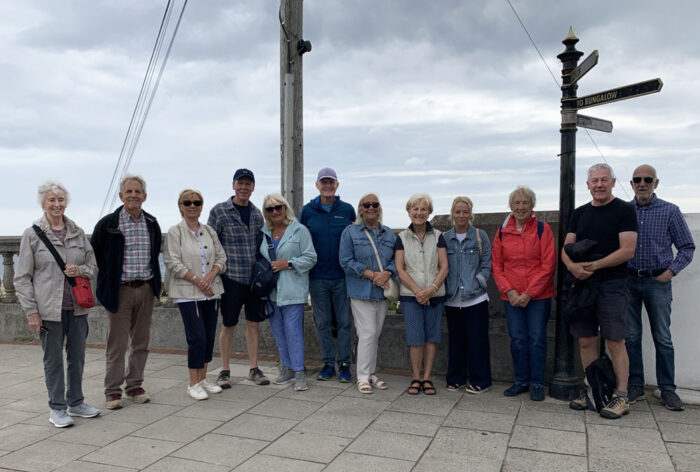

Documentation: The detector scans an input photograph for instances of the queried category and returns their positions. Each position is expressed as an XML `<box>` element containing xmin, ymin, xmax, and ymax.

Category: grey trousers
<box><xmin>40</xmin><ymin>311</ymin><xmax>88</xmax><ymax>410</ymax></box>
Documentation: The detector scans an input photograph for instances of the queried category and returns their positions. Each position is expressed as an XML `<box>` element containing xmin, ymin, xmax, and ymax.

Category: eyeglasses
<box><xmin>632</xmin><ymin>176</ymin><xmax>654</xmax><ymax>184</ymax></box>
<box><xmin>265</xmin><ymin>204</ymin><xmax>285</xmax><ymax>213</ymax></box>
<box><xmin>361</xmin><ymin>202</ymin><xmax>380</xmax><ymax>209</ymax></box>
<box><xmin>181</xmin><ymin>200</ymin><xmax>203</xmax><ymax>207</ymax></box>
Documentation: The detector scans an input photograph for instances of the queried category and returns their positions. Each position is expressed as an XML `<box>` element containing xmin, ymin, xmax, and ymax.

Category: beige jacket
<box><xmin>164</xmin><ymin>220</ymin><xmax>226</xmax><ymax>300</ymax></box>
<box><xmin>397</xmin><ymin>227</ymin><xmax>446</xmax><ymax>298</ymax></box>
<box><xmin>14</xmin><ymin>215</ymin><xmax>97</xmax><ymax>321</ymax></box>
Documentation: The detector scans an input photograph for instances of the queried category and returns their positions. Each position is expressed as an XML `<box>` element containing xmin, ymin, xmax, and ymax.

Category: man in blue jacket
<box><xmin>300</xmin><ymin>168</ymin><xmax>356</xmax><ymax>382</ymax></box>
<box><xmin>91</xmin><ymin>174</ymin><xmax>161</xmax><ymax>410</ymax></box>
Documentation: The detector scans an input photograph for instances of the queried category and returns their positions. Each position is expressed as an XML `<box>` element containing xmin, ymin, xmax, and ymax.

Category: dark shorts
<box><xmin>570</xmin><ymin>277</ymin><xmax>628</xmax><ymax>340</ymax></box>
<box><xmin>220</xmin><ymin>275</ymin><xmax>265</xmax><ymax>327</ymax></box>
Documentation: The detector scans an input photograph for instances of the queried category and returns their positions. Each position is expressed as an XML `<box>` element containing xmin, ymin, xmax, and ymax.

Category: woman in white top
<box><xmin>165</xmin><ymin>189</ymin><xmax>227</xmax><ymax>400</ymax></box>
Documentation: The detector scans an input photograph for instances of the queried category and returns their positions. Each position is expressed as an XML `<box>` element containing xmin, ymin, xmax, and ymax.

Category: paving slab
<box><xmin>131</xmin><ymin>415</ymin><xmax>222</xmax><ymax>443</ymax></box>
<box><xmin>415</xmin><ymin>427</ymin><xmax>509</xmax><ymax>471</ymax></box>
<box><xmin>444</xmin><ymin>408</ymin><xmax>515</xmax><ymax>433</ymax></box>
<box><xmin>585</xmin><ymin>409</ymin><xmax>658</xmax><ymax>429</ymax></box>
<box><xmin>173</xmin><ymin>397</ymin><xmax>252</xmax><ymax>421</ymax></box>
<box><xmin>0</xmin><ymin>438</ymin><xmax>97</xmax><ymax>472</ymax></box>
<box><xmin>232</xmin><ymin>453</ymin><xmax>324</xmax><ymax>471</ymax></box>
<box><xmin>453</xmin><ymin>394</ymin><xmax>522</xmax><ymax>415</ymax></box>
<box><xmin>264</xmin><ymin>430</ymin><xmax>350</xmax><ymax>463</ymax></box>
<box><xmin>0</xmin><ymin>423</ymin><xmax>61</xmax><ymax>451</ymax></box>
<box><xmin>0</xmin><ymin>407</ymin><xmax>41</xmax><ymax>429</ymax></box>
<box><xmin>248</xmin><ymin>396</ymin><xmax>324</xmax><ymax>420</ymax></box>
<box><xmin>587</xmin><ymin>448</ymin><xmax>675</xmax><ymax>472</ymax></box>
<box><xmin>502</xmin><ymin>448</ymin><xmax>587</xmax><ymax>472</ymax></box>
<box><xmin>214</xmin><ymin>413</ymin><xmax>297</xmax><ymax>441</ymax></box>
<box><xmin>141</xmin><ymin>456</ymin><xmax>230</xmax><ymax>472</ymax></box>
<box><xmin>52</xmin><ymin>417</ymin><xmax>143</xmax><ymax>447</ymax></box>
<box><xmin>80</xmin><ymin>436</ymin><xmax>182</xmax><ymax>469</ymax></box>
<box><xmin>509</xmin><ymin>424</ymin><xmax>586</xmax><ymax>456</ymax></box>
<box><xmin>386</xmin><ymin>391</ymin><xmax>459</xmax><ymax>416</ymax></box>
<box><xmin>517</xmin><ymin>406</ymin><xmax>585</xmax><ymax>432</ymax></box>
<box><xmin>346</xmin><ymin>429</ymin><xmax>431</xmax><ymax>461</ymax></box>
<box><xmin>666</xmin><ymin>442</ymin><xmax>700</xmax><ymax>472</ymax></box>
<box><xmin>657</xmin><ymin>420</ymin><xmax>700</xmax><ymax>444</ymax></box>
<box><xmin>650</xmin><ymin>401</ymin><xmax>700</xmax><ymax>424</ymax></box>
<box><xmin>98</xmin><ymin>403</ymin><xmax>181</xmax><ymax>425</ymax></box>
<box><xmin>587</xmin><ymin>424</ymin><xmax>667</xmax><ymax>454</ymax></box>
<box><xmin>325</xmin><ymin>451</ymin><xmax>414</xmax><ymax>472</ymax></box>
<box><xmin>171</xmin><ymin>433</ymin><xmax>267</xmax><ymax>467</ymax></box>
<box><xmin>53</xmin><ymin>461</ymin><xmax>135</xmax><ymax>472</ymax></box>
<box><xmin>368</xmin><ymin>410</ymin><xmax>443</xmax><ymax>437</ymax></box>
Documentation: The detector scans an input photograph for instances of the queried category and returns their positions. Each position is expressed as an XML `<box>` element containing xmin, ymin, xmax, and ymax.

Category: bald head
<box><xmin>631</xmin><ymin>164</ymin><xmax>659</xmax><ymax>205</ymax></box>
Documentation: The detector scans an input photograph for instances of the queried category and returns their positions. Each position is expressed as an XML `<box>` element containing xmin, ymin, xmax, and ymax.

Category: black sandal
<box><xmin>422</xmin><ymin>380</ymin><xmax>436</xmax><ymax>395</ymax></box>
<box><xmin>407</xmin><ymin>379</ymin><xmax>422</xmax><ymax>395</ymax></box>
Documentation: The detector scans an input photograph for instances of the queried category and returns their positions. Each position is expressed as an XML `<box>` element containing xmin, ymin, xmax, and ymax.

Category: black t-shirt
<box><xmin>567</xmin><ymin>197</ymin><xmax>637</xmax><ymax>280</ymax></box>
<box><xmin>233</xmin><ymin>203</ymin><xmax>251</xmax><ymax>228</ymax></box>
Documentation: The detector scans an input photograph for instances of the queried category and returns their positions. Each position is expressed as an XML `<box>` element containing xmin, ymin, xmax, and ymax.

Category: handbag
<box><xmin>32</xmin><ymin>225</ymin><xmax>95</xmax><ymax>308</ymax></box>
<box><xmin>362</xmin><ymin>228</ymin><xmax>399</xmax><ymax>302</ymax></box>
<box><xmin>249</xmin><ymin>233</ymin><xmax>279</xmax><ymax>298</ymax></box>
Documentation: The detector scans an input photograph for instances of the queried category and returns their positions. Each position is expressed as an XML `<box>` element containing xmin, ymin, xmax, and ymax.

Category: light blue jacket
<box><xmin>444</xmin><ymin>225</ymin><xmax>492</xmax><ymax>300</ymax></box>
<box><xmin>260</xmin><ymin>219</ymin><xmax>317</xmax><ymax>306</ymax></box>
<box><xmin>339</xmin><ymin>222</ymin><xmax>397</xmax><ymax>301</ymax></box>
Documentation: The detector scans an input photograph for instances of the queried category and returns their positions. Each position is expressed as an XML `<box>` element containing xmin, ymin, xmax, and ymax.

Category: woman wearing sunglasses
<box><xmin>164</xmin><ymin>189</ymin><xmax>227</xmax><ymax>400</ymax></box>
<box><xmin>339</xmin><ymin>194</ymin><xmax>396</xmax><ymax>393</ymax></box>
<box><xmin>260</xmin><ymin>193</ymin><xmax>317</xmax><ymax>391</ymax></box>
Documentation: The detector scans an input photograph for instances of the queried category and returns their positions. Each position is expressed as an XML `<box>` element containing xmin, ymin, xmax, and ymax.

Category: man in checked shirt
<box><xmin>626</xmin><ymin>164</ymin><xmax>695</xmax><ymax>411</ymax></box>
<box><xmin>92</xmin><ymin>174</ymin><xmax>162</xmax><ymax>410</ymax></box>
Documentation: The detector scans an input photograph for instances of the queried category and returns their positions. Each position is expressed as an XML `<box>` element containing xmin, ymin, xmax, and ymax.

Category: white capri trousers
<box><xmin>350</xmin><ymin>298</ymin><xmax>389</xmax><ymax>382</ymax></box>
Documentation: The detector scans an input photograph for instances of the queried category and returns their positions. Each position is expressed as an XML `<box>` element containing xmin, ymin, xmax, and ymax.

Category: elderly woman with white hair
<box><xmin>339</xmin><ymin>193</ymin><xmax>396</xmax><ymax>394</ymax></box>
<box><xmin>14</xmin><ymin>181</ymin><xmax>100</xmax><ymax>427</ymax></box>
<box><xmin>492</xmin><ymin>186</ymin><xmax>556</xmax><ymax>401</ymax></box>
<box><xmin>259</xmin><ymin>193</ymin><xmax>317</xmax><ymax>392</ymax></box>
<box><xmin>395</xmin><ymin>193</ymin><xmax>448</xmax><ymax>396</ymax></box>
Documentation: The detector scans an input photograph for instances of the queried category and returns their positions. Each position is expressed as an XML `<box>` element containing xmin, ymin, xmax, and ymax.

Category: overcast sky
<box><xmin>1</xmin><ymin>0</ymin><xmax>698</xmax><ymax>235</ymax></box>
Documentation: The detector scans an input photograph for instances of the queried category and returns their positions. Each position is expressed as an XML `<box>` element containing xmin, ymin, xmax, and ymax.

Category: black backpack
<box><xmin>249</xmin><ymin>233</ymin><xmax>278</xmax><ymax>298</ymax></box>
<box><xmin>585</xmin><ymin>353</ymin><xmax>617</xmax><ymax>412</ymax></box>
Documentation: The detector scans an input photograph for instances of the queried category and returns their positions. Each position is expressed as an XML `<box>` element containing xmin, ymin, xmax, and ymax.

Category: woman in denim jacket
<box><xmin>339</xmin><ymin>193</ymin><xmax>396</xmax><ymax>394</ymax></box>
<box><xmin>443</xmin><ymin>196</ymin><xmax>493</xmax><ymax>393</ymax></box>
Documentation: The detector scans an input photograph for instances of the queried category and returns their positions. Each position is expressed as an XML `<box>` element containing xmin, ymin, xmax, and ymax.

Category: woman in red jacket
<box><xmin>492</xmin><ymin>186</ymin><xmax>556</xmax><ymax>401</ymax></box>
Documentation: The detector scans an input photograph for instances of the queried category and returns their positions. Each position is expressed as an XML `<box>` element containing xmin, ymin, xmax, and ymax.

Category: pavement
<box><xmin>0</xmin><ymin>343</ymin><xmax>699</xmax><ymax>471</ymax></box>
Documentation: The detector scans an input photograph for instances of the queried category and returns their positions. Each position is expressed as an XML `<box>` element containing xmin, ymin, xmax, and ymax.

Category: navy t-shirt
<box><xmin>567</xmin><ymin>197</ymin><xmax>637</xmax><ymax>280</ymax></box>
<box><xmin>233</xmin><ymin>203</ymin><xmax>251</xmax><ymax>228</ymax></box>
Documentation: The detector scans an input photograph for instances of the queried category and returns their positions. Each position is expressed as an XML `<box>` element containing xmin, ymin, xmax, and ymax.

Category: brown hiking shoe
<box><xmin>600</xmin><ymin>395</ymin><xmax>630</xmax><ymax>419</ymax></box>
<box><xmin>569</xmin><ymin>392</ymin><xmax>588</xmax><ymax>411</ymax></box>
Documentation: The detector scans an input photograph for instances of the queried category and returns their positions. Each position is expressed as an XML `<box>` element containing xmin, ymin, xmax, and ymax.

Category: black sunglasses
<box><xmin>181</xmin><ymin>200</ymin><xmax>203</xmax><ymax>207</ymax></box>
<box><xmin>361</xmin><ymin>202</ymin><xmax>380</xmax><ymax>209</ymax></box>
<box><xmin>265</xmin><ymin>204</ymin><xmax>285</xmax><ymax>213</ymax></box>
<box><xmin>632</xmin><ymin>177</ymin><xmax>654</xmax><ymax>184</ymax></box>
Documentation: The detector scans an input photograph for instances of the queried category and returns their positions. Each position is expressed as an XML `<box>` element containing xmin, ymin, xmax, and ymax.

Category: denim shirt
<box><xmin>444</xmin><ymin>225</ymin><xmax>492</xmax><ymax>300</ymax></box>
<box><xmin>339</xmin><ymin>222</ymin><xmax>396</xmax><ymax>301</ymax></box>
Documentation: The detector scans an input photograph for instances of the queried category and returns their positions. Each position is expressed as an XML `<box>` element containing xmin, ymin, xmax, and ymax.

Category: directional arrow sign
<box><xmin>577</xmin><ymin>114</ymin><xmax>613</xmax><ymax>133</ymax></box>
<box><xmin>565</xmin><ymin>50</ymin><xmax>598</xmax><ymax>85</ymax></box>
<box><xmin>561</xmin><ymin>78</ymin><xmax>663</xmax><ymax>110</ymax></box>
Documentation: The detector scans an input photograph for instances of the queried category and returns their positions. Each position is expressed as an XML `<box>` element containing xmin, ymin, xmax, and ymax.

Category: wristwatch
<box><xmin>288</xmin><ymin>262</ymin><xmax>294</xmax><ymax>271</ymax></box>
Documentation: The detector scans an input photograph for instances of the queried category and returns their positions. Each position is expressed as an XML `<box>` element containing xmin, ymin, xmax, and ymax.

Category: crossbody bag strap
<box><xmin>264</xmin><ymin>234</ymin><xmax>276</xmax><ymax>261</ymax></box>
<box><xmin>32</xmin><ymin>224</ymin><xmax>76</xmax><ymax>287</ymax></box>
<box><xmin>362</xmin><ymin>228</ymin><xmax>384</xmax><ymax>272</ymax></box>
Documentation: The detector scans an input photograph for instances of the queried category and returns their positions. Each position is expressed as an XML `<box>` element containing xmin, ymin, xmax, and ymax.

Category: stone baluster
<box><xmin>2</xmin><ymin>252</ymin><xmax>17</xmax><ymax>303</ymax></box>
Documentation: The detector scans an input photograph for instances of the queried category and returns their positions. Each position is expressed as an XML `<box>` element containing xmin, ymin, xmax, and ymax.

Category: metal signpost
<box><xmin>549</xmin><ymin>28</ymin><xmax>663</xmax><ymax>401</ymax></box>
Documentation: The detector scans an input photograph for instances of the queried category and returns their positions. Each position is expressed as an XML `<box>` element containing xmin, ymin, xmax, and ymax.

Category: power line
<box><xmin>100</xmin><ymin>0</ymin><xmax>188</xmax><ymax>216</ymax></box>
<box><xmin>505</xmin><ymin>0</ymin><xmax>630</xmax><ymax>199</ymax></box>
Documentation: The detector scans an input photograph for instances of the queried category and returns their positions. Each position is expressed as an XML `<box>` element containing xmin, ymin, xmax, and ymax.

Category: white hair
<box><xmin>587</xmin><ymin>163</ymin><xmax>615</xmax><ymax>180</ymax></box>
<box><xmin>120</xmin><ymin>173</ymin><xmax>147</xmax><ymax>194</ymax></box>
<box><xmin>37</xmin><ymin>180</ymin><xmax>70</xmax><ymax>206</ymax></box>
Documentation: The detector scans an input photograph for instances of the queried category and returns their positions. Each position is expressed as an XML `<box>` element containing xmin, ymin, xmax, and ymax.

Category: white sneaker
<box><xmin>187</xmin><ymin>381</ymin><xmax>209</xmax><ymax>400</ymax></box>
<box><xmin>49</xmin><ymin>409</ymin><xmax>74</xmax><ymax>428</ymax></box>
<box><xmin>294</xmin><ymin>371</ymin><xmax>308</xmax><ymax>391</ymax></box>
<box><xmin>68</xmin><ymin>402</ymin><xmax>100</xmax><ymax>418</ymax></box>
<box><xmin>201</xmin><ymin>379</ymin><xmax>222</xmax><ymax>394</ymax></box>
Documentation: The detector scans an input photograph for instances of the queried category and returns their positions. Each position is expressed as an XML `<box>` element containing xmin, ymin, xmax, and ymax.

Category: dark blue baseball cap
<box><xmin>233</xmin><ymin>168</ymin><xmax>255</xmax><ymax>182</ymax></box>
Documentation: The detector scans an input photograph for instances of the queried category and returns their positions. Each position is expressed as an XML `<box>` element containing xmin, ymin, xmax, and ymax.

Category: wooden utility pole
<box><xmin>280</xmin><ymin>0</ymin><xmax>308</xmax><ymax>217</ymax></box>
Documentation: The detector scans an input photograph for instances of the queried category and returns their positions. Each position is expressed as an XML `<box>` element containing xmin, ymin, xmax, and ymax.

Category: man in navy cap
<box><xmin>208</xmin><ymin>169</ymin><xmax>269</xmax><ymax>387</ymax></box>
<box><xmin>300</xmin><ymin>168</ymin><xmax>356</xmax><ymax>382</ymax></box>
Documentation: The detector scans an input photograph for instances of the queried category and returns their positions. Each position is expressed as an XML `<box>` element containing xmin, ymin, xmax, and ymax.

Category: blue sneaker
<box><xmin>504</xmin><ymin>383</ymin><xmax>529</xmax><ymax>397</ymax></box>
<box><xmin>338</xmin><ymin>362</ymin><xmax>352</xmax><ymax>383</ymax></box>
<box><xmin>316</xmin><ymin>364</ymin><xmax>336</xmax><ymax>381</ymax></box>
<box><xmin>530</xmin><ymin>384</ymin><xmax>545</xmax><ymax>401</ymax></box>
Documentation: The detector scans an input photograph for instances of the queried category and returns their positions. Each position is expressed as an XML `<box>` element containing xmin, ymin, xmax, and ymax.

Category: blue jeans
<box><xmin>309</xmin><ymin>278</ymin><xmax>352</xmax><ymax>365</ymax></box>
<box><xmin>504</xmin><ymin>298</ymin><xmax>551</xmax><ymax>386</ymax></box>
<box><xmin>626</xmin><ymin>276</ymin><xmax>675</xmax><ymax>391</ymax></box>
<box><xmin>269</xmin><ymin>303</ymin><xmax>305</xmax><ymax>372</ymax></box>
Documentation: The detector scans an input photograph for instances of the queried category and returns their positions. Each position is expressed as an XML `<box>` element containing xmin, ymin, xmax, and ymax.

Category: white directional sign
<box><xmin>577</xmin><ymin>114</ymin><xmax>613</xmax><ymax>133</ymax></box>
<box><xmin>565</xmin><ymin>50</ymin><xmax>598</xmax><ymax>85</ymax></box>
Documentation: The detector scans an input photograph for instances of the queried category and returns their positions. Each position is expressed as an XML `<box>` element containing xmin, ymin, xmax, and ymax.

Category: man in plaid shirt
<box><xmin>626</xmin><ymin>164</ymin><xmax>695</xmax><ymax>411</ymax></box>
<box><xmin>207</xmin><ymin>169</ymin><xmax>268</xmax><ymax>387</ymax></box>
<box><xmin>92</xmin><ymin>174</ymin><xmax>162</xmax><ymax>410</ymax></box>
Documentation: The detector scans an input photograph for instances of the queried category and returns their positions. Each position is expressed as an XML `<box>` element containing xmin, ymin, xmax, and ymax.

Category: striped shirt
<box><xmin>629</xmin><ymin>195</ymin><xmax>695</xmax><ymax>275</ymax></box>
<box><xmin>119</xmin><ymin>208</ymin><xmax>153</xmax><ymax>282</ymax></box>
<box><xmin>207</xmin><ymin>197</ymin><xmax>264</xmax><ymax>283</ymax></box>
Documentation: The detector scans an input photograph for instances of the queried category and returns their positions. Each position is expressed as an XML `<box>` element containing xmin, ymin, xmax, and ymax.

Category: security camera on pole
<box><xmin>550</xmin><ymin>27</ymin><xmax>663</xmax><ymax>401</ymax></box>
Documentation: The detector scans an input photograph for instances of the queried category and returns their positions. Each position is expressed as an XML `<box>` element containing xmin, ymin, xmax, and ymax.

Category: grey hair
<box><xmin>354</xmin><ymin>193</ymin><xmax>383</xmax><ymax>225</ymax></box>
<box><xmin>587</xmin><ymin>163</ymin><xmax>615</xmax><ymax>180</ymax></box>
<box><xmin>262</xmin><ymin>193</ymin><xmax>295</xmax><ymax>228</ymax></box>
<box><xmin>405</xmin><ymin>193</ymin><xmax>433</xmax><ymax>213</ymax></box>
<box><xmin>119</xmin><ymin>173</ymin><xmax>147</xmax><ymax>194</ymax></box>
<box><xmin>508</xmin><ymin>186</ymin><xmax>536</xmax><ymax>208</ymax></box>
<box><xmin>37</xmin><ymin>180</ymin><xmax>70</xmax><ymax>206</ymax></box>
